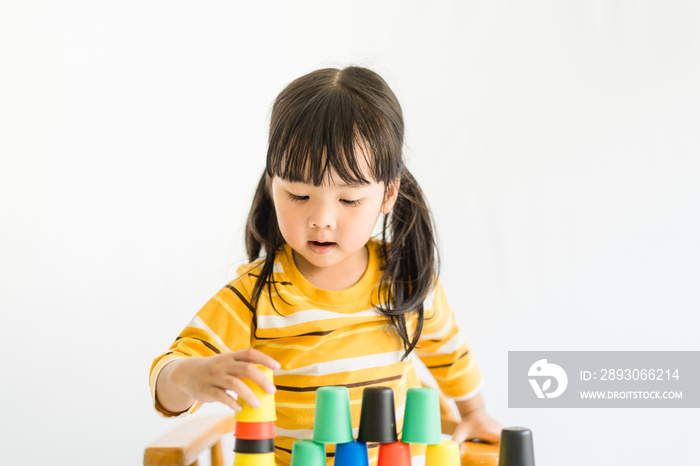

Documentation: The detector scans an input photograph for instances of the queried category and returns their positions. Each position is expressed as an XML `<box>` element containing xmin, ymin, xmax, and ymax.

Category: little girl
<box><xmin>150</xmin><ymin>66</ymin><xmax>501</xmax><ymax>465</ymax></box>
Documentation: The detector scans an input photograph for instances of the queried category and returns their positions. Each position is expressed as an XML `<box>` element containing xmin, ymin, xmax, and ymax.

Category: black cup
<box><xmin>357</xmin><ymin>387</ymin><xmax>398</xmax><ymax>443</ymax></box>
<box><xmin>234</xmin><ymin>438</ymin><xmax>276</xmax><ymax>454</ymax></box>
<box><xmin>499</xmin><ymin>427</ymin><xmax>535</xmax><ymax>466</ymax></box>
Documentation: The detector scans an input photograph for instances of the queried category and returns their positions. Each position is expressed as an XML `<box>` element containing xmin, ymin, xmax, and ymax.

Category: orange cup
<box><xmin>235</xmin><ymin>421</ymin><xmax>277</xmax><ymax>440</ymax></box>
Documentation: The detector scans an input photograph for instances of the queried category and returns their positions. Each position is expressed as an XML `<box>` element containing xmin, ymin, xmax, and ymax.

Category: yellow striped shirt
<box><xmin>149</xmin><ymin>238</ymin><xmax>482</xmax><ymax>465</ymax></box>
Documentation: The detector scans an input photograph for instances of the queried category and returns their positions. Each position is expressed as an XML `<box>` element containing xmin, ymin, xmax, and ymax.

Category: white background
<box><xmin>1</xmin><ymin>1</ymin><xmax>699</xmax><ymax>465</ymax></box>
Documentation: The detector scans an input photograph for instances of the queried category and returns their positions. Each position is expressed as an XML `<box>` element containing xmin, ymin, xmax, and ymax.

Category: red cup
<box><xmin>378</xmin><ymin>441</ymin><xmax>411</xmax><ymax>466</ymax></box>
<box><xmin>234</xmin><ymin>421</ymin><xmax>277</xmax><ymax>440</ymax></box>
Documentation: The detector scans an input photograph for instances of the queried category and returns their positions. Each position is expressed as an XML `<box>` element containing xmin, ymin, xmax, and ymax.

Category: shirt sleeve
<box><xmin>415</xmin><ymin>280</ymin><xmax>483</xmax><ymax>400</ymax></box>
<box><xmin>148</xmin><ymin>272</ymin><xmax>255</xmax><ymax>418</ymax></box>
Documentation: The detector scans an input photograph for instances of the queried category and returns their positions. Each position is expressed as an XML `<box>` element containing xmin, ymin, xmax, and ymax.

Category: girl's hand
<box><xmin>166</xmin><ymin>349</ymin><xmax>280</xmax><ymax>413</ymax></box>
<box><xmin>451</xmin><ymin>406</ymin><xmax>502</xmax><ymax>444</ymax></box>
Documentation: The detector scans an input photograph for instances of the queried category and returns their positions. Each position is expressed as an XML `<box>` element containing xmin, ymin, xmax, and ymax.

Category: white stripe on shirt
<box><xmin>416</xmin><ymin>332</ymin><xmax>465</xmax><ymax>357</ymax></box>
<box><xmin>187</xmin><ymin>315</ymin><xmax>233</xmax><ymax>353</ymax></box>
<box><xmin>274</xmin><ymin>350</ymin><xmax>405</xmax><ymax>377</ymax></box>
<box><xmin>420</xmin><ymin>313</ymin><xmax>455</xmax><ymax>340</ymax></box>
<box><xmin>257</xmin><ymin>307</ymin><xmax>379</xmax><ymax>329</ymax></box>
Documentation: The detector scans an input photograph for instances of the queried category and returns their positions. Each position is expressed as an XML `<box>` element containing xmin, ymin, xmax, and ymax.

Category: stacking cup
<box><xmin>312</xmin><ymin>386</ymin><xmax>354</xmax><ymax>444</ymax></box>
<box><xmin>426</xmin><ymin>440</ymin><xmax>460</xmax><ymax>466</ymax></box>
<box><xmin>334</xmin><ymin>441</ymin><xmax>369</xmax><ymax>466</ymax></box>
<box><xmin>357</xmin><ymin>387</ymin><xmax>398</xmax><ymax>443</ymax></box>
<box><xmin>234</xmin><ymin>365</ymin><xmax>277</xmax><ymax>423</ymax></box>
<box><xmin>377</xmin><ymin>441</ymin><xmax>411</xmax><ymax>466</ymax></box>
<box><xmin>234</xmin><ymin>421</ymin><xmax>277</xmax><ymax>440</ymax></box>
<box><xmin>290</xmin><ymin>439</ymin><xmax>326</xmax><ymax>466</ymax></box>
<box><xmin>499</xmin><ymin>427</ymin><xmax>535</xmax><ymax>466</ymax></box>
<box><xmin>400</xmin><ymin>387</ymin><xmax>442</xmax><ymax>445</ymax></box>
<box><xmin>234</xmin><ymin>438</ymin><xmax>276</xmax><ymax>454</ymax></box>
<box><xmin>233</xmin><ymin>452</ymin><xmax>276</xmax><ymax>466</ymax></box>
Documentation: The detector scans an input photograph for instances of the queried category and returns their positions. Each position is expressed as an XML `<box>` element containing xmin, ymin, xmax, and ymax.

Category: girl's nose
<box><xmin>308</xmin><ymin>204</ymin><xmax>336</xmax><ymax>230</ymax></box>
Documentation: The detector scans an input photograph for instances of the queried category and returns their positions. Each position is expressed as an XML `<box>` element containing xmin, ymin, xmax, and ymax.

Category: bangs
<box><xmin>266</xmin><ymin>68</ymin><xmax>402</xmax><ymax>186</ymax></box>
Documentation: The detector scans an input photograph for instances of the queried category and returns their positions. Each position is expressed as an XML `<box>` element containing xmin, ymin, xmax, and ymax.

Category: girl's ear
<box><xmin>381</xmin><ymin>178</ymin><xmax>401</xmax><ymax>214</ymax></box>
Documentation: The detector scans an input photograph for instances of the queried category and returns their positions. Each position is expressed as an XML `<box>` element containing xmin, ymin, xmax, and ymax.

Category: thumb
<box><xmin>451</xmin><ymin>422</ymin><xmax>470</xmax><ymax>445</ymax></box>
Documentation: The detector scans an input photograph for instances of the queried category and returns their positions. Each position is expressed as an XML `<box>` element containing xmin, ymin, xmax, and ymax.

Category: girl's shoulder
<box><xmin>236</xmin><ymin>256</ymin><xmax>267</xmax><ymax>276</ymax></box>
<box><xmin>223</xmin><ymin>256</ymin><xmax>269</xmax><ymax>293</ymax></box>
<box><xmin>228</xmin><ymin>248</ymin><xmax>292</xmax><ymax>290</ymax></box>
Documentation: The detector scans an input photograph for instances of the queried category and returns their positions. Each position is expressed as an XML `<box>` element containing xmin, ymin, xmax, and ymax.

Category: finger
<box><xmin>219</xmin><ymin>375</ymin><xmax>263</xmax><ymax>409</ymax></box>
<box><xmin>460</xmin><ymin>426</ymin><xmax>501</xmax><ymax>445</ymax></box>
<box><xmin>227</xmin><ymin>360</ymin><xmax>277</xmax><ymax>395</ymax></box>
<box><xmin>452</xmin><ymin>423</ymin><xmax>470</xmax><ymax>445</ymax></box>
<box><xmin>475</xmin><ymin>428</ymin><xmax>501</xmax><ymax>444</ymax></box>
<box><xmin>232</xmin><ymin>348</ymin><xmax>281</xmax><ymax>371</ymax></box>
<box><xmin>194</xmin><ymin>384</ymin><xmax>243</xmax><ymax>412</ymax></box>
<box><xmin>212</xmin><ymin>388</ymin><xmax>243</xmax><ymax>412</ymax></box>
<box><xmin>243</xmin><ymin>362</ymin><xmax>278</xmax><ymax>395</ymax></box>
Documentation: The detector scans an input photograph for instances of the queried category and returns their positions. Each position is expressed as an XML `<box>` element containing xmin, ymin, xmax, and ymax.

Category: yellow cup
<box><xmin>426</xmin><ymin>440</ymin><xmax>460</xmax><ymax>466</ymax></box>
<box><xmin>234</xmin><ymin>365</ymin><xmax>277</xmax><ymax>422</ymax></box>
<box><xmin>233</xmin><ymin>452</ymin><xmax>276</xmax><ymax>466</ymax></box>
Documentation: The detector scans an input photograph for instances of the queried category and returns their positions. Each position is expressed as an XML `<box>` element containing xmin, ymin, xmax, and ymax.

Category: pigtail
<box><xmin>246</xmin><ymin>172</ymin><xmax>283</xmax><ymax>263</ymax></box>
<box><xmin>379</xmin><ymin>167</ymin><xmax>439</xmax><ymax>360</ymax></box>
<box><xmin>245</xmin><ymin>171</ymin><xmax>286</xmax><ymax>332</ymax></box>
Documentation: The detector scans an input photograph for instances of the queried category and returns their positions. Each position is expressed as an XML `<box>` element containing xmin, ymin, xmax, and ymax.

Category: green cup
<box><xmin>290</xmin><ymin>439</ymin><xmax>326</xmax><ymax>466</ymax></box>
<box><xmin>312</xmin><ymin>386</ymin><xmax>354</xmax><ymax>444</ymax></box>
<box><xmin>400</xmin><ymin>387</ymin><xmax>442</xmax><ymax>445</ymax></box>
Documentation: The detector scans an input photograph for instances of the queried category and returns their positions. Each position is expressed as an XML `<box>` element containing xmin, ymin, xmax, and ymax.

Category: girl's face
<box><xmin>270</xmin><ymin>170</ymin><xmax>398</xmax><ymax>288</ymax></box>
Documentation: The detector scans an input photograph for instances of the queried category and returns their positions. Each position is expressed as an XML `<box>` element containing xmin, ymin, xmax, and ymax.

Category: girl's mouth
<box><xmin>308</xmin><ymin>241</ymin><xmax>336</xmax><ymax>254</ymax></box>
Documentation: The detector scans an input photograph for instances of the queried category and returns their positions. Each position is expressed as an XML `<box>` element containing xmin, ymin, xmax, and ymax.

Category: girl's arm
<box><xmin>451</xmin><ymin>393</ymin><xmax>502</xmax><ymax>444</ymax></box>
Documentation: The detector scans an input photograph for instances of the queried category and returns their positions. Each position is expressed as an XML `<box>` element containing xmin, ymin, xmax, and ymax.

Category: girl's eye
<box><xmin>340</xmin><ymin>199</ymin><xmax>362</xmax><ymax>207</ymax></box>
<box><xmin>287</xmin><ymin>193</ymin><xmax>309</xmax><ymax>202</ymax></box>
